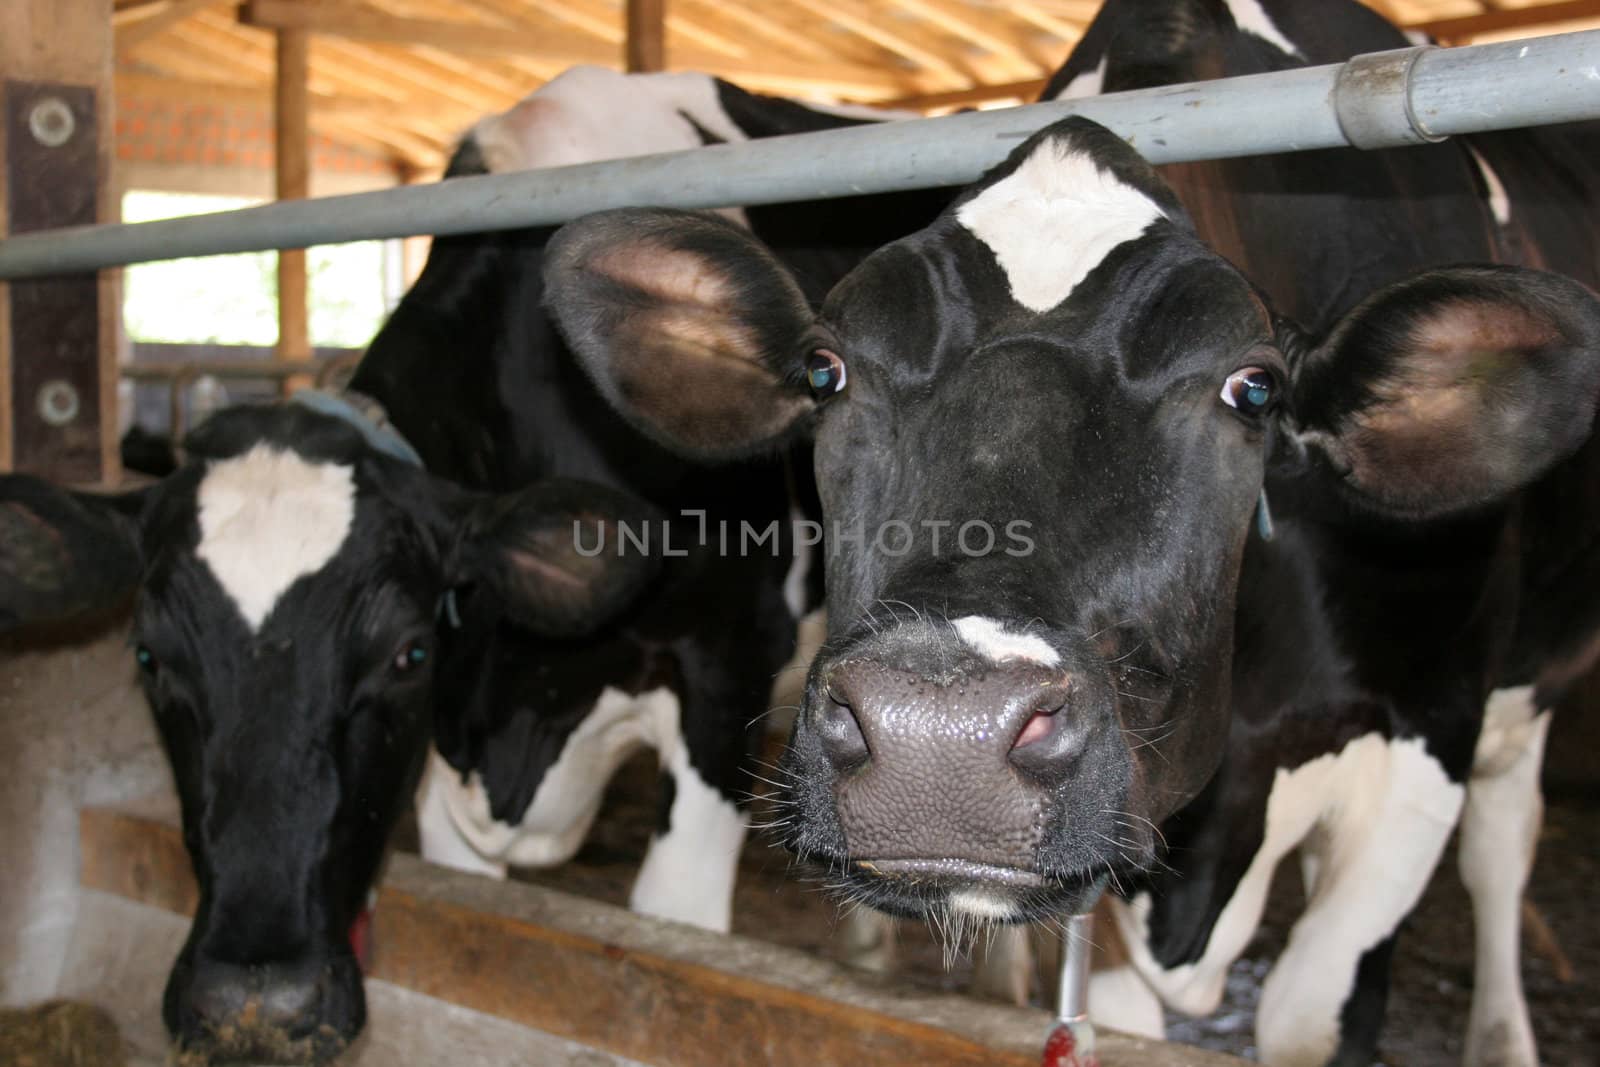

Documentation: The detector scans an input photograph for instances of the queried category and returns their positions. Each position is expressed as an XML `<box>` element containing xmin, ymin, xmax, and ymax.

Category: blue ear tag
<box><xmin>1256</xmin><ymin>489</ymin><xmax>1275</xmax><ymax>542</ymax></box>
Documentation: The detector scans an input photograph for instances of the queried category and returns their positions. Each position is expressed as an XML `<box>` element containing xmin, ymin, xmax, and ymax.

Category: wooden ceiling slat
<box><xmin>1006</xmin><ymin>2</ymin><xmax>1090</xmax><ymax>42</ymax></box>
<box><xmin>889</xmin><ymin>0</ymin><xmax>1049</xmax><ymax>77</ymax></box>
<box><xmin>1411</xmin><ymin>0</ymin><xmax>1600</xmax><ymax>36</ymax></box>
<box><xmin>664</xmin><ymin>12</ymin><xmax>751</xmax><ymax>58</ymax></box>
<box><xmin>677</xmin><ymin>2</ymin><xmax>837</xmax><ymax>61</ymax></box>
<box><xmin>240</xmin><ymin>0</ymin><xmax>917</xmax><ymax>95</ymax></box>
<box><xmin>115</xmin><ymin>0</ymin><xmax>229</xmax><ymax>47</ymax></box>
<box><xmin>509</xmin><ymin>0</ymin><xmax>624</xmax><ymax>46</ymax></box>
<box><xmin>786</xmin><ymin>0</ymin><xmax>970</xmax><ymax>83</ymax></box>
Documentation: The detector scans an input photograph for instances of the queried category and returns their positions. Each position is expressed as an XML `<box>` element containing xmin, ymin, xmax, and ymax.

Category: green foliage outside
<box><xmin>122</xmin><ymin>190</ymin><xmax>388</xmax><ymax>348</ymax></box>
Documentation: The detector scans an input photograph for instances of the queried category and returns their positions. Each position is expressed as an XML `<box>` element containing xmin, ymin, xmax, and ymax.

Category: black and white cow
<box><xmin>542</xmin><ymin>6</ymin><xmax>1600</xmax><ymax>1065</ymax></box>
<box><xmin>0</xmin><ymin>68</ymin><xmax>944</xmax><ymax>1064</ymax></box>
<box><xmin>1</xmin><ymin>402</ymin><xmax>658</xmax><ymax>1065</ymax></box>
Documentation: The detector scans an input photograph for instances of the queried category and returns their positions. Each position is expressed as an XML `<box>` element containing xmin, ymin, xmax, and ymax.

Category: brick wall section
<box><xmin>116</xmin><ymin>95</ymin><xmax>391</xmax><ymax>176</ymax></box>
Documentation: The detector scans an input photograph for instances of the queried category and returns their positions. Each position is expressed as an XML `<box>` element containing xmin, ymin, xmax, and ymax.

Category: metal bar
<box><xmin>1</xmin><ymin>30</ymin><xmax>1598</xmax><ymax>280</ymax></box>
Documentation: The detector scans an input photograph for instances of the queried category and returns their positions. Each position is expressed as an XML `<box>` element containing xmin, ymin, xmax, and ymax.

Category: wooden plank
<box><xmin>0</xmin><ymin>0</ymin><xmax>119</xmax><ymax>483</ymax></box>
<box><xmin>78</xmin><ymin>806</ymin><xmax>1246</xmax><ymax>1067</ymax></box>
<box><xmin>626</xmin><ymin>0</ymin><xmax>667</xmax><ymax>73</ymax></box>
<box><xmin>1406</xmin><ymin>0</ymin><xmax>1600</xmax><ymax>38</ymax></box>
<box><xmin>275</xmin><ymin>27</ymin><xmax>310</xmax><ymax>388</ymax></box>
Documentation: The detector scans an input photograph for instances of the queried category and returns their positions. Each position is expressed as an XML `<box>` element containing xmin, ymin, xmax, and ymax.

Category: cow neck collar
<box><xmin>290</xmin><ymin>388</ymin><xmax>423</xmax><ymax>469</ymax></box>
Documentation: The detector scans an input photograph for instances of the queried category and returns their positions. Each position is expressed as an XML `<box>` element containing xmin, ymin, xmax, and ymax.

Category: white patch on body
<box><xmin>1051</xmin><ymin>55</ymin><xmax>1108</xmax><ymax>101</ymax></box>
<box><xmin>628</xmin><ymin>731</ymin><xmax>748</xmax><ymax>933</ymax></box>
<box><xmin>956</xmin><ymin>139</ymin><xmax>1166</xmax><ymax>313</ymax></box>
<box><xmin>195</xmin><ymin>444</ymin><xmax>356</xmax><ymax>631</ymax></box>
<box><xmin>1458</xmin><ymin>685</ymin><xmax>1547</xmax><ymax>1067</ymax></box>
<box><xmin>952</xmin><ymin>615</ymin><xmax>1061</xmax><ymax>667</ymax></box>
<box><xmin>437</xmin><ymin>686</ymin><xmax>677</xmax><ymax>868</ymax></box>
<box><xmin>1224</xmin><ymin>0</ymin><xmax>1304</xmax><ymax>58</ymax></box>
<box><xmin>415</xmin><ymin>749</ymin><xmax>508</xmax><ymax>879</ymax></box>
<box><xmin>1467</xmin><ymin>145</ymin><xmax>1513</xmax><ymax>226</ymax></box>
<box><xmin>422</xmin><ymin>684</ymin><xmax>746</xmax><ymax>934</ymax></box>
<box><xmin>470</xmin><ymin>67</ymin><xmax>752</xmax><ymax>225</ymax></box>
<box><xmin>1116</xmin><ymin>731</ymin><xmax>1463</xmax><ymax>1066</ymax></box>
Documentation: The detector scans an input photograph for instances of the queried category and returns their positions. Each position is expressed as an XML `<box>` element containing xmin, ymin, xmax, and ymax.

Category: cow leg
<box><xmin>1255</xmin><ymin>738</ymin><xmax>1464</xmax><ymax>1067</ymax></box>
<box><xmin>627</xmin><ymin>707</ymin><xmax>748</xmax><ymax>933</ymax></box>
<box><xmin>1458</xmin><ymin>686</ymin><xmax>1549</xmax><ymax>1067</ymax></box>
<box><xmin>414</xmin><ymin>748</ymin><xmax>508</xmax><ymax>879</ymax></box>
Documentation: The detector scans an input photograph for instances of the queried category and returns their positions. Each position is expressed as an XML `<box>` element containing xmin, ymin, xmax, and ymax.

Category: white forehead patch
<box><xmin>956</xmin><ymin>138</ymin><xmax>1166</xmax><ymax>313</ymax></box>
<box><xmin>1224</xmin><ymin>0</ymin><xmax>1304</xmax><ymax>58</ymax></box>
<box><xmin>952</xmin><ymin>616</ymin><xmax>1061</xmax><ymax>668</ymax></box>
<box><xmin>196</xmin><ymin>444</ymin><xmax>357</xmax><ymax>631</ymax></box>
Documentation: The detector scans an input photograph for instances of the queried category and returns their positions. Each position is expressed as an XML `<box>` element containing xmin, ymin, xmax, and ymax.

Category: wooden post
<box><xmin>275</xmin><ymin>27</ymin><xmax>310</xmax><ymax>394</ymax></box>
<box><xmin>625</xmin><ymin>0</ymin><xmax>666</xmax><ymax>74</ymax></box>
<box><xmin>0</xmin><ymin>0</ymin><xmax>119</xmax><ymax>483</ymax></box>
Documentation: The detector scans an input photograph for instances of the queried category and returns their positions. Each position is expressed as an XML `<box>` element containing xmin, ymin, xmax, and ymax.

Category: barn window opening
<box><xmin>120</xmin><ymin>190</ymin><xmax>404</xmax><ymax>440</ymax></box>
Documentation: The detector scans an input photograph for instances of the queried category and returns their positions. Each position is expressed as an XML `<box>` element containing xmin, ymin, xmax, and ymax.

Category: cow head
<box><xmin>0</xmin><ymin>400</ymin><xmax>658</xmax><ymax>1064</ymax></box>
<box><xmin>544</xmin><ymin>116</ymin><xmax>1600</xmax><ymax>928</ymax></box>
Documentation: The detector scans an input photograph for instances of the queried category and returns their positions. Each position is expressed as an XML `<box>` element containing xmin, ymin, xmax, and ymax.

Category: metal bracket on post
<box><xmin>1042</xmin><ymin>912</ymin><xmax>1100</xmax><ymax>1067</ymax></box>
<box><xmin>1334</xmin><ymin>46</ymin><xmax>1448</xmax><ymax>150</ymax></box>
<box><xmin>4</xmin><ymin>80</ymin><xmax>102</xmax><ymax>482</ymax></box>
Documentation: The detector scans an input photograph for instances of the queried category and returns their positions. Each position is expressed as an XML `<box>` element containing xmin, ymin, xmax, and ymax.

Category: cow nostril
<box><xmin>1013</xmin><ymin>706</ymin><xmax>1060</xmax><ymax>749</ymax></box>
<box><xmin>1007</xmin><ymin>684</ymin><xmax>1079</xmax><ymax>777</ymax></box>
<box><xmin>817</xmin><ymin>690</ymin><xmax>869</xmax><ymax>772</ymax></box>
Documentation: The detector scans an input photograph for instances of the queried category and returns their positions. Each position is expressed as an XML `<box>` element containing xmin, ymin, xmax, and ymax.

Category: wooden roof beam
<box><xmin>239</xmin><ymin>0</ymin><xmax>915</xmax><ymax>96</ymax></box>
<box><xmin>1406</xmin><ymin>0</ymin><xmax>1600</xmax><ymax>39</ymax></box>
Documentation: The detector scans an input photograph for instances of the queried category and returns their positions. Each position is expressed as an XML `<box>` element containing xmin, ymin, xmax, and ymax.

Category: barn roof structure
<box><xmin>113</xmin><ymin>0</ymin><xmax>1600</xmax><ymax>179</ymax></box>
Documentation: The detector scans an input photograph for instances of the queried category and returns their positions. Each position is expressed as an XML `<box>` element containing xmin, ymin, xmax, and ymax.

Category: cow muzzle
<box><xmin>796</xmin><ymin>653</ymin><xmax>1117</xmax><ymax>915</ymax></box>
<box><xmin>167</xmin><ymin>954</ymin><xmax>363</xmax><ymax>1065</ymax></box>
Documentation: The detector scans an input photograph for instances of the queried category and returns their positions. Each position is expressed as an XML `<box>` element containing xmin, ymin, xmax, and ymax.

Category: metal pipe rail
<box><xmin>1</xmin><ymin>30</ymin><xmax>1597</xmax><ymax>280</ymax></box>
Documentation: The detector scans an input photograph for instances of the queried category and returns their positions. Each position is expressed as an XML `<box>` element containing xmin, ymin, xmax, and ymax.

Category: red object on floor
<box><xmin>1041</xmin><ymin>1021</ymin><xmax>1099</xmax><ymax>1067</ymax></box>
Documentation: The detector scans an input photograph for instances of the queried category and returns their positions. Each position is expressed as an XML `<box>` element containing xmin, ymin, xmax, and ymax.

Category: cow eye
<box><xmin>134</xmin><ymin>644</ymin><xmax>158</xmax><ymax>675</ymax></box>
<box><xmin>1221</xmin><ymin>367</ymin><xmax>1277</xmax><ymax>415</ymax></box>
<box><xmin>393</xmin><ymin>640</ymin><xmax>429</xmax><ymax>674</ymax></box>
<box><xmin>807</xmin><ymin>349</ymin><xmax>847</xmax><ymax>398</ymax></box>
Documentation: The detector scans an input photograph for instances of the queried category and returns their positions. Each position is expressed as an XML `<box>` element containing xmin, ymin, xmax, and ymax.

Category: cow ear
<box><xmin>544</xmin><ymin>207</ymin><xmax>817</xmax><ymax>460</ymax></box>
<box><xmin>1290</xmin><ymin>265</ymin><xmax>1600</xmax><ymax>519</ymax></box>
<box><xmin>453</xmin><ymin>478</ymin><xmax>662</xmax><ymax>637</ymax></box>
<box><xmin>0</xmin><ymin>474</ymin><xmax>147</xmax><ymax>632</ymax></box>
